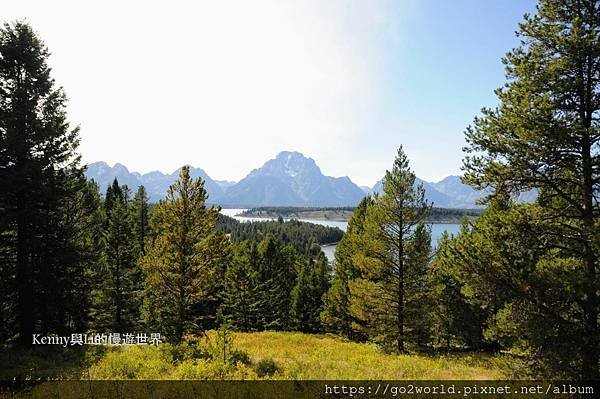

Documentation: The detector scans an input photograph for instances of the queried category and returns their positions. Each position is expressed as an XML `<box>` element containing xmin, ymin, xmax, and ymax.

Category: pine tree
<box><xmin>0</xmin><ymin>21</ymin><xmax>88</xmax><ymax>343</ymax></box>
<box><xmin>430</xmin><ymin>230</ymin><xmax>488</xmax><ymax>351</ymax></box>
<box><xmin>290</xmin><ymin>260</ymin><xmax>314</xmax><ymax>332</ymax></box>
<box><xmin>291</xmin><ymin>253</ymin><xmax>330</xmax><ymax>333</ymax></box>
<box><xmin>92</xmin><ymin>182</ymin><xmax>141</xmax><ymax>331</ymax></box>
<box><xmin>131</xmin><ymin>185</ymin><xmax>150</xmax><ymax>257</ymax></box>
<box><xmin>221</xmin><ymin>241</ymin><xmax>262</xmax><ymax>332</ymax></box>
<box><xmin>256</xmin><ymin>235</ymin><xmax>296</xmax><ymax>330</ymax></box>
<box><xmin>437</xmin><ymin>193</ymin><xmax>592</xmax><ymax>377</ymax></box>
<box><xmin>141</xmin><ymin>166</ymin><xmax>230</xmax><ymax>343</ymax></box>
<box><xmin>321</xmin><ymin>196</ymin><xmax>373</xmax><ymax>339</ymax></box>
<box><xmin>463</xmin><ymin>0</ymin><xmax>600</xmax><ymax>378</ymax></box>
<box><xmin>310</xmin><ymin>252</ymin><xmax>331</xmax><ymax>330</ymax></box>
<box><xmin>350</xmin><ymin>146</ymin><xmax>432</xmax><ymax>352</ymax></box>
<box><xmin>66</xmin><ymin>179</ymin><xmax>105</xmax><ymax>334</ymax></box>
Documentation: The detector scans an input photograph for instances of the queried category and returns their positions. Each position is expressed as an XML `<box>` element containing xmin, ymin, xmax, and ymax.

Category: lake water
<box><xmin>220</xmin><ymin>208</ymin><xmax>461</xmax><ymax>261</ymax></box>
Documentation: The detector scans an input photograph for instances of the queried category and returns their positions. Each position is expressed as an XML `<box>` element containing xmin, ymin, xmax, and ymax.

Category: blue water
<box><xmin>220</xmin><ymin>208</ymin><xmax>461</xmax><ymax>261</ymax></box>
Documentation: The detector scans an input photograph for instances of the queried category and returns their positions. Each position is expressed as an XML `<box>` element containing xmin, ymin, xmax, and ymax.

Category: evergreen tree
<box><xmin>104</xmin><ymin>179</ymin><xmax>123</xmax><ymax>219</ymax></box>
<box><xmin>463</xmin><ymin>0</ymin><xmax>600</xmax><ymax>378</ymax></box>
<box><xmin>0</xmin><ymin>21</ymin><xmax>89</xmax><ymax>343</ymax></box>
<box><xmin>350</xmin><ymin>146</ymin><xmax>432</xmax><ymax>352</ymax></box>
<box><xmin>291</xmin><ymin>253</ymin><xmax>330</xmax><ymax>332</ymax></box>
<box><xmin>310</xmin><ymin>252</ymin><xmax>331</xmax><ymax>329</ymax></box>
<box><xmin>222</xmin><ymin>241</ymin><xmax>262</xmax><ymax>332</ymax></box>
<box><xmin>67</xmin><ymin>179</ymin><xmax>105</xmax><ymax>333</ymax></box>
<box><xmin>290</xmin><ymin>261</ymin><xmax>313</xmax><ymax>332</ymax></box>
<box><xmin>141</xmin><ymin>166</ymin><xmax>230</xmax><ymax>343</ymax></box>
<box><xmin>131</xmin><ymin>185</ymin><xmax>150</xmax><ymax>257</ymax></box>
<box><xmin>256</xmin><ymin>235</ymin><xmax>296</xmax><ymax>330</ymax></box>
<box><xmin>430</xmin><ymin>230</ymin><xmax>488</xmax><ymax>351</ymax></box>
<box><xmin>321</xmin><ymin>196</ymin><xmax>373</xmax><ymax>339</ymax></box>
<box><xmin>437</xmin><ymin>194</ymin><xmax>591</xmax><ymax>377</ymax></box>
<box><xmin>91</xmin><ymin>182</ymin><xmax>141</xmax><ymax>330</ymax></box>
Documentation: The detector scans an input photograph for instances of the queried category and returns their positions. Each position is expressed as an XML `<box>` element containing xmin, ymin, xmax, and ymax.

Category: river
<box><xmin>220</xmin><ymin>208</ymin><xmax>461</xmax><ymax>261</ymax></box>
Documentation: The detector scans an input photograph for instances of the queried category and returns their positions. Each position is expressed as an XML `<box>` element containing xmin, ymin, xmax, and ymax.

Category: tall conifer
<box><xmin>0</xmin><ymin>21</ymin><xmax>88</xmax><ymax>343</ymax></box>
<box><xmin>141</xmin><ymin>166</ymin><xmax>230</xmax><ymax>343</ymax></box>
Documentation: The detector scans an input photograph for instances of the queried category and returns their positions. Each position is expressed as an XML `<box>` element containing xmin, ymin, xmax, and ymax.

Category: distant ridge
<box><xmin>369</xmin><ymin>176</ymin><xmax>481</xmax><ymax>208</ymax></box>
<box><xmin>85</xmin><ymin>152</ymin><xmax>503</xmax><ymax>208</ymax></box>
<box><xmin>86</xmin><ymin>162</ymin><xmax>224</xmax><ymax>203</ymax></box>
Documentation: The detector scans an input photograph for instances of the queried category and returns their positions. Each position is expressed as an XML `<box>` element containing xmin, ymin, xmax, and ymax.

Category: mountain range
<box><xmin>370</xmin><ymin>175</ymin><xmax>487</xmax><ymax>208</ymax></box>
<box><xmin>85</xmin><ymin>151</ymin><xmax>492</xmax><ymax>208</ymax></box>
<box><xmin>85</xmin><ymin>162</ymin><xmax>225</xmax><ymax>203</ymax></box>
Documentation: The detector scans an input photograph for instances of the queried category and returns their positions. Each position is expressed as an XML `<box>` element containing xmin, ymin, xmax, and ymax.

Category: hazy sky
<box><xmin>4</xmin><ymin>0</ymin><xmax>536</xmax><ymax>186</ymax></box>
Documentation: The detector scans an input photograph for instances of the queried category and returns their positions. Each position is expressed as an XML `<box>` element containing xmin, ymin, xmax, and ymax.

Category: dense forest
<box><xmin>1</xmin><ymin>0</ymin><xmax>599</xmax><ymax>382</ymax></box>
<box><xmin>217</xmin><ymin>215</ymin><xmax>344</xmax><ymax>255</ymax></box>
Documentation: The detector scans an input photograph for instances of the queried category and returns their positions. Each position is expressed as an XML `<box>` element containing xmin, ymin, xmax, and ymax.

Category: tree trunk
<box><xmin>176</xmin><ymin>284</ymin><xmax>185</xmax><ymax>344</ymax></box>
<box><xmin>397</xmin><ymin>233</ymin><xmax>405</xmax><ymax>353</ymax></box>
<box><xmin>16</xmin><ymin>204</ymin><xmax>34</xmax><ymax>345</ymax></box>
<box><xmin>581</xmin><ymin>133</ymin><xmax>599</xmax><ymax>380</ymax></box>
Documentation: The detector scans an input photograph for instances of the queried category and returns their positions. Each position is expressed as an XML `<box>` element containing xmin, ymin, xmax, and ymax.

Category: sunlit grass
<box><xmin>234</xmin><ymin>331</ymin><xmax>507</xmax><ymax>380</ymax></box>
<box><xmin>0</xmin><ymin>332</ymin><xmax>514</xmax><ymax>381</ymax></box>
<box><xmin>85</xmin><ymin>331</ymin><xmax>510</xmax><ymax>380</ymax></box>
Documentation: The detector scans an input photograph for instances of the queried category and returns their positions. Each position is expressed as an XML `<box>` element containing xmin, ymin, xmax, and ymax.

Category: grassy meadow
<box><xmin>1</xmin><ymin>331</ymin><xmax>521</xmax><ymax>381</ymax></box>
<box><xmin>230</xmin><ymin>332</ymin><xmax>511</xmax><ymax>380</ymax></box>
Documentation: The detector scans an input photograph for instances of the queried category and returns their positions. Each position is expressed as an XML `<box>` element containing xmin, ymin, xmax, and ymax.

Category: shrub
<box><xmin>88</xmin><ymin>346</ymin><xmax>173</xmax><ymax>379</ymax></box>
<box><xmin>255</xmin><ymin>358</ymin><xmax>280</xmax><ymax>377</ymax></box>
<box><xmin>229</xmin><ymin>349</ymin><xmax>252</xmax><ymax>366</ymax></box>
<box><xmin>168</xmin><ymin>340</ymin><xmax>207</xmax><ymax>362</ymax></box>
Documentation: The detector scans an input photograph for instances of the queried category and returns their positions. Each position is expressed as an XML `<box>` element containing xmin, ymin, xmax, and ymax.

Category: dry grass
<box><xmin>82</xmin><ymin>331</ymin><xmax>511</xmax><ymax>380</ymax></box>
<box><xmin>233</xmin><ymin>331</ymin><xmax>506</xmax><ymax>380</ymax></box>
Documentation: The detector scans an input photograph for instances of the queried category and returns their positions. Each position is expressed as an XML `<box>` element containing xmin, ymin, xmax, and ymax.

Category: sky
<box><xmin>4</xmin><ymin>0</ymin><xmax>537</xmax><ymax>187</ymax></box>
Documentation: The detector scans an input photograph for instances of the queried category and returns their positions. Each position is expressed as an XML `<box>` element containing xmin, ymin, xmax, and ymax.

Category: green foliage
<box><xmin>290</xmin><ymin>253</ymin><xmax>330</xmax><ymax>333</ymax></box>
<box><xmin>0</xmin><ymin>21</ymin><xmax>97</xmax><ymax>343</ymax></box>
<box><xmin>346</xmin><ymin>147</ymin><xmax>433</xmax><ymax>352</ymax></box>
<box><xmin>436</xmin><ymin>198</ymin><xmax>596</xmax><ymax>378</ymax></box>
<box><xmin>205</xmin><ymin>321</ymin><xmax>235</xmax><ymax>365</ymax></box>
<box><xmin>221</xmin><ymin>235</ymin><xmax>303</xmax><ymax>332</ymax></box>
<box><xmin>3</xmin><ymin>6</ymin><xmax>598</xmax><ymax>381</ymax></box>
<box><xmin>87</xmin><ymin>332</ymin><xmax>256</xmax><ymax>380</ymax></box>
<box><xmin>229</xmin><ymin>349</ymin><xmax>252</xmax><ymax>366</ymax></box>
<box><xmin>430</xmin><ymin>230</ymin><xmax>489</xmax><ymax>351</ymax></box>
<box><xmin>1</xmin><ymin>332</ymin><xmax>513</xmax><ymax>381</ymax></box>
<box><xmin>90</xmin><ymin>180</ymin><xmax>142</xmax><ymax>331</ymax></box>
<box><xmin>0</xmin><ymin>347</ymin><xmax>90</xmax><ymax>380</ymax></box>
<box><xmin>321</xmin><ymin>196</ymin><xmax>373</xmax><ymax>339</ymax></box>
<box><xmin>462</xmin><ymin>0</ymin><xmax>600</xmax><ymax>379</ymax></box>
<box><xmin>221</xmin><ymin>241</ymin><xmax>262</xmax><ymax>332</ymax></box>
<box><xmin>141</xmin><ymin>166</ymin><xmax>230</xmax><ymax>343</ymax></box>
<box><xmin>131</xmin><ymin>185</ymin><xmax>150</xmax><ymax>257</ymax></box>
<box><xmin>427</xmin><ymin>208</ymin><xmax>482</xmax><ymax>223</ymax></box>
<box><xmin>255</xmin><ymin>358</ymin><xmax>280</xmax><ymax>377</ymax></box>
<box><xmin>217</xmin><ymin>215</ymin><xmax>343</xmax><ymax>257</ymax></box>
<box><xmin>256</xmin><ymin>235</ymin><xmax>297</xmax><ymax>330</ymax></box>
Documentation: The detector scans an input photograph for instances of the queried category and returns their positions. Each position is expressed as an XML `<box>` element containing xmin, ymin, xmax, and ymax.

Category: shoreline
<box><xmin>235</xmin><ymin>212</ymin><xmax>469</xmax><ymax>225</ymax></box>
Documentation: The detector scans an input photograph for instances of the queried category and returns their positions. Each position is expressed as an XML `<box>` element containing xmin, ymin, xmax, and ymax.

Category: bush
<box><xmin>229</xmin><ymin>349</ymin><xmax>252</xmax><ymax>366</ymax></box>
<box><xmin>88</xmin><ymin>346</ymin><xmax>173</xmax><ymax>379</ymax></box>
<box><xmin>87</xmin><ymin>345</ymin><xmax>258</xmax><ymax>380</ymax></box>
<box><xmin>255</xmin><ymin>358</ymin><xmax>280</xmax><ymax>377</ymax></box>
<box><xmin>168</xmin><ymin>340</ymin><xmax>207</xmax><ymax>362</ymax></box>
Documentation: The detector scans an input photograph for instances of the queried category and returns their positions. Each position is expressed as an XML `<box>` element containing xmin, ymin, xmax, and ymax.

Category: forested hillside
<box><xmin>217</xmin><ymin>215</ymin><xmax>344</xmax><ymax>255</ymax></box>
